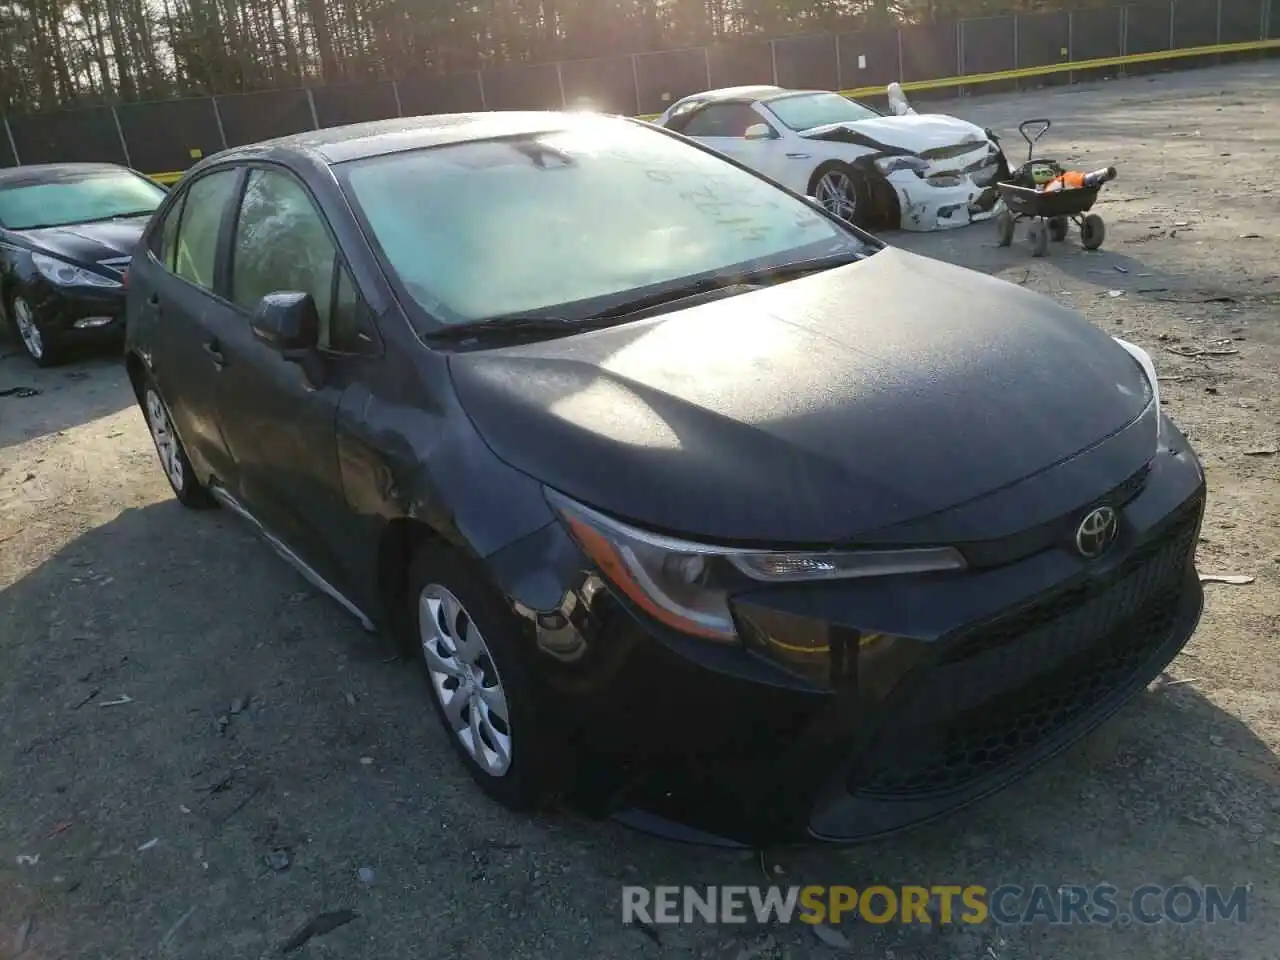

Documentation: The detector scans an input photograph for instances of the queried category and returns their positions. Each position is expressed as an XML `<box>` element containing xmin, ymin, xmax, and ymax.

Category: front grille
<box><xmin>849</xmin><ymin>497</ymin><xmax>1201</xmax><ymax>799</ymax></box>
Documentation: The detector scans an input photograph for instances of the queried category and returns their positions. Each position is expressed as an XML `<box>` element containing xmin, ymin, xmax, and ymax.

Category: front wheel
<box><xmin>1029</xmin><ymin>221</ymin><xmax>1050</xmax><ymax>258</ymax></box>
<box><xmin>6</xmin><ymin>292</ymin><xmax>63</xmax><ymax>367</ymax></box>
<box><xmin>410</xmin><ymin>543</ymin><xmax>559</xmax><ymax>811</ymax></box>
<box><xmin>1081</xmin><ymin>214</ymin><xmax>1106</xmax><ymax>250</ymax></box>
<box><xmin>996</xmin><ymin>210</ymin><xmax>1015</xmax><ymax>247</ymax></box>
<box><xmin>810</xmin><ymin>163</ymin><xmax>872</xmax><ymax>228</ymax></box>
<box><xmin>141</xmin><ymin>375</ymin><xmax>215</xmax><ymax>508</ymax></box>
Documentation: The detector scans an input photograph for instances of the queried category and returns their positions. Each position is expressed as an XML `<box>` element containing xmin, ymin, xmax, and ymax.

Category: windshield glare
<box><xmin>0</xmin><ymin>170</ymin><xmax>166</xmax><ymax>230</ymax></box>
<box><xmin>767</xmin><ymin>93</ymin><xmax>881</xmax><ymax>131</ymax></box>
<box><xmin>338</xmin><ymin>118</ymin><xmax>862</xmax><ymax>326</ymax></box>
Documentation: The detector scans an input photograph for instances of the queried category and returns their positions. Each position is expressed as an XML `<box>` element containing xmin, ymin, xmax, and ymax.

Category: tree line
<box><xmin>0</xmin><ymin>0</ymin><xmax>1100</xmax><ymax>112</ymax></box>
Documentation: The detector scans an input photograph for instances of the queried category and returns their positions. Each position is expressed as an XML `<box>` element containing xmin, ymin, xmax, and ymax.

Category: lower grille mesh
<box><xmin>850</xmin><ymin>498</ymin><xmax>1201</xmax><ymax>799</ymax></box>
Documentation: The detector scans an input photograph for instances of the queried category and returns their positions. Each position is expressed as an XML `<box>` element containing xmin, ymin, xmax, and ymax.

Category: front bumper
<box><xmin>28</xmin><ymin>281</ymin><xmax>127</xmax><ymax>343</ymax></box>
<box><xmin>525</xmin><ymin>425</ymin><xmax>1206</xmax><ymax>846</ymax></box>
<box><xmin>888</xmin><ymin>170</ymin><xmax>1005</xmax><ymax>232</ymax></box>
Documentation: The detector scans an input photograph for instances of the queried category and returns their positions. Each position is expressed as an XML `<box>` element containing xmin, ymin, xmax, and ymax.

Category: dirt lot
<box><xmin>1</xmin><ymin>62</ymin><xmax>1277</xmax><ymax>960</ymax></box>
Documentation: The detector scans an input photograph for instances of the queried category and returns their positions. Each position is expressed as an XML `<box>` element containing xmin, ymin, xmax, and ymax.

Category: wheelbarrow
<box><xmin>995</xmin><ymin>119</ymin><xmax>1115</xmax><ymax>258</ymax></box>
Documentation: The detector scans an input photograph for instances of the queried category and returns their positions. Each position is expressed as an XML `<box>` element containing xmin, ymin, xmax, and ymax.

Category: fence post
<box><xmin>1067</xmin><ymin>10</ymin><xmax>1075</xmax><ymax>84</ymax></box>
<box><xmin>1169</xmin><ymin>0</ymin><xmax>1176</xmax><ymax>49</ymax></box>
<box><xmin>1012</xmin><ymin>14</ymin><xmax>1020</xmax><ymax>88</ymax></box>
<box><xmin>210</xmin><ymin>96</ymin><xmax>229</xmax><ymax>150</ymax></box>
<box><xmin>305</xmin><ymin>88</ymin><xmax>320</xmax><ymax>128</ymax></box>
<box><xmin>391</xmin><ymin>80</ymin><xmax>403</xmax><ymax>117</ymax></box>
<box><xmin>3</xmin><ymin>114</ymin><xmax>20</xmax><ymax>165</ymax></box>
<box><xmin>703</xmin><ymin>47</ymin><xmax>712</xmax><ymax>89</ymax></box>
<box><xmin>895</xmin><ymin>29</ymin><xmax>904</xmax><ymax>85</ymax></box>
<box><xmin>770</xmin><ymin>39</ymin><xmax>779</xmax><ymax>84</ymax></box>
<box><xmin>555</xmin><ymin>62</ymin><xmax>567</xmax><ymax>107</ymax></box>
<box><xmin>957</xmin><ymin>21</ymin><xmax>966</xmax><ymax>97</ymax></box>
<box><xmin>1119</xmin><ymin>5</ymin><xmax>1129</xmax><ymax>76</ymax></box>
<box><xmin>834</xmin><ymin>36</ymin><xmax>842</xmax><ymax>89</ymax></box>
<box><xmin>110</xmin><ymin>106</ymin><xmax>132</xmax><ymax>168</ymax></box>
<box><xmin>630</xmin><ymin>54</ymin><xmax>641</xmax><ymax>115</ymax></box>
<box><xmin>477</xmin><ymin>71</ymin><xmax>488</xmax><ymax>109</ymax></box>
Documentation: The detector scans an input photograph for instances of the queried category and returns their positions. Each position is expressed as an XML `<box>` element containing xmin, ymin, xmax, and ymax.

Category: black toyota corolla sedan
<box><xmin>124</xmin><ymin>111</ymin><xmax>1205</xmax><ymax>847</ymax></box>
<box><xmin>0</xmin><ymin>163</ymin><xmax>168</xmax><ymax>366</ymax></box>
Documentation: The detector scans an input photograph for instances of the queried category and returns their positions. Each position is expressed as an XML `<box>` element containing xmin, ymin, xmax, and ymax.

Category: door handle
<box><xmin>203</xmin><ymin>339</ymin><xmax>226</xmax><ymax>369</ymax></box>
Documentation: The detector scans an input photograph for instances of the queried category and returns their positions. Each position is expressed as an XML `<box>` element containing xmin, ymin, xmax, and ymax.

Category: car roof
<box><xmin>215</xmin><ymin>111</ymin><xmax>630</xmax><ymax>166</ymax></box>
<box><xmin>0</xmin><ymin>162</ymin><xmax>134</xmax><ymax>186</ymax></box>
<box><xmin>672</xmin><ymin>86</ymin><xmax>834</xmax><ymax>108</ymax></box>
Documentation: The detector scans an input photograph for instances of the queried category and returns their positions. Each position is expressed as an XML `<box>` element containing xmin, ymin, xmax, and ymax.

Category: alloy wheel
<box><xmin>419</xmin><ymin>584</ymin><xmax>513</xmax><ymax>776</ymax></box>
<box><xmin>815</xmin><ymin>170</ymin><xmax>859</xmax><ymax>222</ymax></box>
<box><xmin>12</xmin><ymin>297</ymin><xmax>43</xmax><ymax>360</ymax></box>
<box><xmin>144</xmin><ymin>387</ymin><xmax>186</xmax><ymax>492</ymax></box>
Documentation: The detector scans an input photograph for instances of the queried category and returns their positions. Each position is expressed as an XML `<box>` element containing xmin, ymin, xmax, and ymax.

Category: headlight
<box><xmin>545</xmin><ymin>488</ymin><xmax>966</xmax><ymax>643</ymax></box>
<box><xmin>31</xmin><ymin>252</ymin><xmax>121</xmax><ymax>289</ymax></box>
<box><xmin>1113</xmin><ymin>337</ymin><xmax>1162</xmax><ymax>448</ymax></box>
<box><xmin>874</xmin><ymin>155</ymin><xmax>930</xmax><ymax>177</ymax></box>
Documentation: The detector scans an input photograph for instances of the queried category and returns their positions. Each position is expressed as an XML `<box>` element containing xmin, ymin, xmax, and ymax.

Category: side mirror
<box><xmin>251</xmin><ymin>291</ymin><xmax>319</xmax><ymax>358</ymax></box>
<box><xmin>744</xmin><ymin>123</ymin><xmax>776</xmax><ymax>141</ymax></box>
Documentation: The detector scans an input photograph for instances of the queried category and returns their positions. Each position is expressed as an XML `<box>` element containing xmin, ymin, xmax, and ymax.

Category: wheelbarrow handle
<box><xmin>1018</xmin><ymin>118</ymin><xmax>1052</xmax><ymax>147</ymax></box>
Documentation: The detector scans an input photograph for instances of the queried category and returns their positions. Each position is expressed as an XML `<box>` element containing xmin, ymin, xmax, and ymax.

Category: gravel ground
<box><xmin>1</xmin><ymin>61</ymin><xmax>1277</xmax><ymax>960</ymax></box>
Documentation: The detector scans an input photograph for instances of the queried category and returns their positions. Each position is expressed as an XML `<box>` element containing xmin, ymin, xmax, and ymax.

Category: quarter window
<box><xmin>680</xmin><ymin>103</ymin><xmax>765</xmax><ymax>138</ymax></box>
<box><xmin>173</xmin><ymin>169</ymin><xmax>239</xmax><ymax>291</ymax></box>
<box><xmin>155</xmin><ymin>192</ymin><xmax>186</xmax><ymax>271</ymax></box>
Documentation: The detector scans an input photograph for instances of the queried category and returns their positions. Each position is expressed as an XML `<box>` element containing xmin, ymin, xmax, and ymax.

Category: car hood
<box><xmin>802</xmin><ymin>114</ymin><xmax>989</xmax><ymax>154</ymax></box>
<box><xmin>448</xmin><ymin>248</ymin><xmax>1152</xmax><ymax>545</ymax></box>
<box><xmin>14</xmin><ymin>216</ymin><xmax>149</xmax><ymax>266</ymax></box>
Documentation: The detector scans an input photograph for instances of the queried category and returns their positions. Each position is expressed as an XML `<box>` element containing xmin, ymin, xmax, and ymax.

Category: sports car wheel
<box><xmin>7</xmin><ymin>293</ymin><xmax>62</xmax><ymax>367</ymax></box>
<box><xmin>812</xmin><ymin>163</ymin><xmax>871</xmax><ymax>227</ymax></box>
<box><xmin>141</xmin><ymin>376</ymin><xmax>214</xmax><ymax>508</ymax></box>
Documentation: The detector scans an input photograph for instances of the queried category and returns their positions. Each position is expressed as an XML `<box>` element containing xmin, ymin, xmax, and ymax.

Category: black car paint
<box><xmin>124</xmin><ymin>117</ymin><xmax>1205</xmax><ymax>846</ymax></box>
<box><xmin>0</xmin><ymin>208</ymin><xmax>150</xmax><ymax>353</ymax></box>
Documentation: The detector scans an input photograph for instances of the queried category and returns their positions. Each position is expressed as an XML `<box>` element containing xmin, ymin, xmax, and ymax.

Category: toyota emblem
<box><xmin>1075</xmin><ymin>506</ymin><xmax>1119</xmax><ymax>559</ymax></box>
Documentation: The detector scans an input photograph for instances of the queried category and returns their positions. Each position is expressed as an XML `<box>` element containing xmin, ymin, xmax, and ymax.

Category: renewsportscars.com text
<box><xmin>622</xmin><ymin>884</ymin><xmax>1249</xmax><ymax>927</ymax></box>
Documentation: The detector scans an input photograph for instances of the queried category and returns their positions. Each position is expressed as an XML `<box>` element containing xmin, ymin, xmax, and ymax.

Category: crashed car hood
<box><xmin>14</xmin><ymin>216</ymin><xmax>149</xmax><ymax>265</ymax></box>
<box><xmin>802</xmin><ymin>114</ymin><xmax>989</xmax><ymax>154</ymax></box>
<box><xmin>448</xmin><ymin>248</ymin><xmax>1152</xmax><ymax>545</ymax></box>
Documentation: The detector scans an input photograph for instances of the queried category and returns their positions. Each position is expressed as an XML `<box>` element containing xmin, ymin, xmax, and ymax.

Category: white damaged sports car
<box><xmin>655</xmin><ymin>85</ymin><xmax>1010</xmax><ymax>231</ymax></box>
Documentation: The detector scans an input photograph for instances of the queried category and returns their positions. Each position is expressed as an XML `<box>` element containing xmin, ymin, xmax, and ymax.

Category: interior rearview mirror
<box><xmin>251</xmin><ymin>291</ymin><xmax>319</xmax><ymax>358</ymax></box>
<box><xmin>744</xmin><ymin>123</ymin><xmax>775</xmax><ymax>141</ymax></box>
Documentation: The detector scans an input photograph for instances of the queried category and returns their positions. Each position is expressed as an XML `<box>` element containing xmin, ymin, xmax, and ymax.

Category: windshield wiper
<box><xmin>737</xmin><ymin>251</ymin><xmax>864</xmax><ymax>283</ymax></box>
<box><xmin>424</xmin><ymin>252</ymin><xmax>866</xmax><ymax>343</ymax></box>
<box><xmin>424</xmin><ymin>315</ymin><xmax>601</xmax><ymax>342</ymax></box>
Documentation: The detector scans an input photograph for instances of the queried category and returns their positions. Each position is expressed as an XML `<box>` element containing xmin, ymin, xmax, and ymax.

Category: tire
<box><xmin>139</xmin><ymin>373</ymin><xmax>215</xmax><ymax>508</ymax></box>
<box><xmin>996</xmin><ymin>211</ymin><xmax>1015</xmax><ymax>247</ymax></box>
<box><xmin>409</xmin><ymin>542</ymin><xmax>559</xmax><ymax>811</ymax></box>
<box><xmin>810</xmin><ymin>162</ymin><xmax>873</xmax><ymax>228</ymax></box>
<box><xmin>1049</xmin><ymin>216</ymin><xmax>1069</xmax><ymax>242</ymax></box>
<box><xmin>5</xmin><ymin>291</ymin><xmax>63</xmax><ymax>367</ymax></box>
<box><xmin>1081</xmin><ymin>214</ymin><xmax>1106</xmax><ymax>250</ymax></box>
<box><xmin>1029</xmin><ymin>221</ymin><xmax>1049</xmax><ymax>258</ymax></box>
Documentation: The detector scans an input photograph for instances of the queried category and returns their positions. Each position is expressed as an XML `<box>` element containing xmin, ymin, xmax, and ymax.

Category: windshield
<box><xmin>0</xmin><ymin>169</ymin><xmax>166</xmax><ymax>230</ymax></box>
<box><xmin>337</xmin><ymin>117</ymin><xmax>864</xmax><ymax>327</ymax></box>
<box><xmin>766</xmin><ymin>93</ymin><xmax>881</xmax><ymax>132</ymax></box>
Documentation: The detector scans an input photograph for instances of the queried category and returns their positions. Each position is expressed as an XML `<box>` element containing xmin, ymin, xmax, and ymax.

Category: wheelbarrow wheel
<box><xmin>1029</xmin><ymin>220</ymin><xmax>1049</xmax><ymax>258</ymax></box>
<box><xmin>1081</xmin><ymin>214</ymin><xmax>1106</xmax><ymax>250</ymax></box>
<box><xmin>996</xmin><ymin>210</ymin><xmax>1015</xmax><ymax>247</ymax></box>
<box><xmin>1049</xmin><ymin>216</ymin><xmax>1069</xmax><ymax>242</ymax></box>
